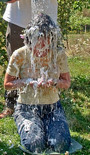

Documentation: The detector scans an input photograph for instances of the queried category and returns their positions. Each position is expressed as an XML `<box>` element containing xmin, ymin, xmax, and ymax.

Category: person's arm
<box><xmin>4</xmin><ymin>71</ymin><xmax>70</xmax><ymax>90</ymax></box>
<box><xmin>4</xmin><ymin>73</ymin><xmax>26</xmax><ymax>90</ymax></box>
<box><xmin>36</xmin><ymin>72</ymin><xmax>70</xmax><ymax>90</ymax></box>
<box><xmin>55</xmin><ymin>72</ymin><xmax>71</xmax><ymax>89</ymax></box>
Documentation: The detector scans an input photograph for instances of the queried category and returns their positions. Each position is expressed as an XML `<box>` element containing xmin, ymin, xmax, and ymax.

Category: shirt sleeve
<box><xmin>6</xmin><ymin>50</ymin><xmax>24</xmax><ymax>77</ymax></box>
<box><xmin>57</xmin><ymin>51</ymin><xmax>69</xmax><ymax>73</ymax></box>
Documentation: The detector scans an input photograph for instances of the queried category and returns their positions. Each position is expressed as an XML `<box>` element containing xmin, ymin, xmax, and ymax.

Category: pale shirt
<box><xmin>6</xmin><ymin>46</ymin><xmax>69</xmax><ymax>105</ymax></box>
<box><xmin>3</xmin><ymin>0</ymin><xmax>58</xmax><ymax>28</ymax></box>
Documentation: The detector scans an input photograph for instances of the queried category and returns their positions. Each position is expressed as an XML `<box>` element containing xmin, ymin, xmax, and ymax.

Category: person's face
<box><xmin>33</xmin><ymin>35</ymin><xmax>50</xmax><ymax>57</ymax></box>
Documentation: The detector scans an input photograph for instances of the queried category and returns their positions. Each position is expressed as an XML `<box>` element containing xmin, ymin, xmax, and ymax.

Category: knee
<box><xmin>22</xmin><ymin>137</ymin><xmax>46</xmax><ymax>153</ymax></box>
<box><xmin>58</xmin><ymin>136</ymin><xmax>71</xmax><ymax>152</ymax></box>
<box><xmin>48</xmin><ymin>135</ymin><xmax>71</xmax><ymax>153</ymax></box>
<box><xmin>47</xmin><ymin>122</ymin><xmax>71</xmax><ymax>152</ymax></box>
<box><xmin>20</xmin><ymin>125</ymin><xmax>46</xmax><ymax>153</ymax></box>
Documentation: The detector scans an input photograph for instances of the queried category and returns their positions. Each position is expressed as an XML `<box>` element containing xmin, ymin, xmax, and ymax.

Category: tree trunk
<box><xmin>85</xmin><ymin>25</ymin><xmax>87</xmax><ymax>33</ymax></box>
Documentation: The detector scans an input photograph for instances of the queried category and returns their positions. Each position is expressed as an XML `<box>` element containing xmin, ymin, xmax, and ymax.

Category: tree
<box><xmin>57</xmin><ymin>0</ymin><xmax>90</xmax><ymax>48</ymax></box>
<box><xmin>70</xmin><ymin>11</ymin><xmax>84</xmax><ymax>33</ymax></box>
<box><xmin>57</xmin><ymin>0</ymin><xmax>90</xmax><ymax>35</ymax></box>
<box><xmin>69</xmin><ymin>2</ymin><xmax>90</xmax><ymax>33</ymax></box>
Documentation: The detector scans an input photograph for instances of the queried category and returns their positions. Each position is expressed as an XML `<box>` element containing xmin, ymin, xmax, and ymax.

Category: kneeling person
<box><xmin>4</xmin><ymin>13</ymin><xmax>71</xmax><ymax>153</ymax></box>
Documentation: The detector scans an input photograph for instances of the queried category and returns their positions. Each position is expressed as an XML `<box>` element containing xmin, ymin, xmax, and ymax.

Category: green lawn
<box><xmin>0</xmin><ymin>34</ymin><xmax>90</xmax><ymax>154</ymax></box>
<box><xmin>60</xmin><ymin>56</ymin><xmax>90</xmax><ymax>155</ymax></box>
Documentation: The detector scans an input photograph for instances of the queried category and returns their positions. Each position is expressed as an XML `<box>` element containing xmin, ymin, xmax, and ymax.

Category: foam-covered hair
<box><xmin>23</xmin><ymin>13</ymin><xmax>58</xmax><ymax>47</ymax></box>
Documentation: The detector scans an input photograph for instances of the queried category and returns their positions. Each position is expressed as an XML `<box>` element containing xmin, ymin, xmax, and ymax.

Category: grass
<box><xmin>0</xmin><ymin>34</ymin><xmax>90</xmax><ymax>155</ymax></box>
<box><xmin>60</xmin><ymin>57</ymin><xmax>90</xmax><ymax>155</ymax></box>
<box><xmin>66</xmin><ymin>33</ymin><xmax>90</xmax><ymax>57</ymax></box>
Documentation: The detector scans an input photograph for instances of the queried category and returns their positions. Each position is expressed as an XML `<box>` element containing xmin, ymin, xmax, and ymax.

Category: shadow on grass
<box><xmin>71</xmin><ymin>75</ymin><xmax>90</xmax><ymax>98</ymax></box>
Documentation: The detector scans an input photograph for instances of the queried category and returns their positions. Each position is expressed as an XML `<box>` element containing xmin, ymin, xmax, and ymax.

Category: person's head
<box><xmin>23</xmin><ymin>13</ymin><xmax>59</xmax><ymax>57</ymax></box>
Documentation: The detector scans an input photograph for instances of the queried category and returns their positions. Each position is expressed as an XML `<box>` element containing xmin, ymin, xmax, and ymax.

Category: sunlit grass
<box><xmin>60</xmin><ymin>54</ymin><xmax>90</xmax><ymax>154</ymax></box>
<box><xmin>66</xmin><ymin>33</ymin><xmax>90</xmax><ymax>57</ymax></box>
<box><xmin>68</xmin><ymin>57</ymin><xmax>90</xmax><ymax>77</ymax></box>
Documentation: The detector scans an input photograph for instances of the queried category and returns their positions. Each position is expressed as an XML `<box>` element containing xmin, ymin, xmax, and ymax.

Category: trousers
<box><xmin>5</xmin><ymin>23</ymin><xmax>24</xmax><ymax>110</ymax></box>
<box><xmin>14</xmin><ymin>100</ymin><xmax>71</xmax><ymax>153</ymax></box>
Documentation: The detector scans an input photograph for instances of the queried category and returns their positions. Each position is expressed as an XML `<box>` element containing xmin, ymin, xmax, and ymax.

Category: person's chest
<box><xmin>19</xmin><ymin>52</ymin><xmax>57</xmax><ymax>79</ymax></box>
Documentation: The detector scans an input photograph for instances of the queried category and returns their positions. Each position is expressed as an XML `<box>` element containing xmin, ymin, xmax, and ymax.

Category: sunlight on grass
<box><xmin>66</xmin><ymin>34</ymin><xmax>90</xmax><ymax>57</ymax></box>
<box><xmin>68</xmin><ymin>57</ymin><xmax>90</xmax><ymax>77</ymax></box>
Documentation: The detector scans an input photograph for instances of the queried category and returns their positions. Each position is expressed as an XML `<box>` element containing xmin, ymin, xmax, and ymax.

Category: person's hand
<box><xmin>28</xmin><ymin>78</ymin><xmax>54</xmax><ymax>89</ymax></box>
<box><xmin>29</xmin><ymin>78</ymin><xmax>43</xmax><ymax>88</ymax></box>
<box><xmin>37</xmin><ymin>78</ymin><xmax>54</xmax><ymax>88</ymax></box>
<box><xmin>55</xmin><ymin>72</ymin><xmax>71</xmax><ymax>89</ymax></box>
<box><xmin>29</xmin><ymin>80</ymin><xmax>38</xmax><ymax>88</ymax></box>
<box><xmin>7</xmin><ymin>0</ymin><xmax>19</xmax><ymax>3</ymax></box>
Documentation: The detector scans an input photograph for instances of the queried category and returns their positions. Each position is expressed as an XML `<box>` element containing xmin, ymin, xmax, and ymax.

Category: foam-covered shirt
<box><xmin>6</xmin><ymin>46</ymin><xmax>69</xmax><ymax>105</ymax></box>
<box><xmin>3</xmin><ymin>0</ymin><xmax>57</xmax><ymax>28</ymax></box>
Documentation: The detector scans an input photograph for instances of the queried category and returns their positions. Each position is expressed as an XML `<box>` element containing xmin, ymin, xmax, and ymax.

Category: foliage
<box><xmin>83</xmin><ymin>17</ymin><xmax>90</xmax><ymax>25</ymax></box>
<box><xmin>70</xmin><ymin>11</ymin><xmax>84</xmax><ymax>32</ymax></box>
<box><xmin>57</xmin><ymin>0</ymin><xmax>90</xmax><ymax>36</ymax></box>
<box><xmin>69</xmin><ymin>11</ymin><xmax>90</xmax><ymax>32</ymax></box>
<box><xmin>0</xmin><ymin>2</ymin><xmax>7</xmax><ymax>70</ymax></box>
<box><xmin>58</xmin><ymin>0</ymin><xmax>74</xmax><ymax>36</ymax></box>
<box><xmin>73</xmin><ymin>0</ymin><xmax>90</xmax><ymax>10</ymax></box>
<box><xmin>0</xmin><ymin>76</ymin><xmax>4</xmax><ymax>96</ymax></box>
